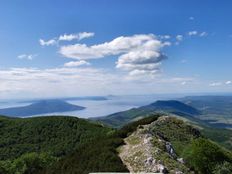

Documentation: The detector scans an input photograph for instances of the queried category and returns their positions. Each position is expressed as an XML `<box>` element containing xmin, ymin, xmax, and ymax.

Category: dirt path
<box><xmin>118</xmin><ymin>124</ymin><xmax>165</xmax><ymax>173</ymax></box>
<box><xmin>118</xmin><ymin>116</ymin><xmax>191</xmax><ymax>174</ymax></box>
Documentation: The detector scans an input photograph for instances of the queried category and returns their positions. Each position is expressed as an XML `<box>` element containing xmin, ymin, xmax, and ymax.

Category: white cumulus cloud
<box><xmin>175</xmin><ymin>35</ymin><xmax>184</xmax><ymax>45</ymax></box>
<box><xmin>209</xmin><ymin>82</ymin><xmax>222</xmax><ymax>87</ymax></box>
<box><xmin>176</xmin><ymin>35</ymin><xmax>183</xmax><ymax>41</ymax></box>
<box><xmin>159</xmin><ymin>35</ymin><xmax>171</xmax><ymax>39</ymax></box>
<box><xmin>18</xmin><ymin>54</ymin><xmax>37</xmax><ymax>60</ymax></box>
<box><xmin>39</xmin><ymin>32</ymin><xmax>95</xmax><ymax>46</ymax></box>
<box><xmin>64</xmin><ymin>60</ymin><xmax>90</xmax><ymax>67</ymax></box>
<box><xmin>59</xmin><ymin>34</ymin><xmax>79</xmax><ymax>41</ymax></box>
<box><xmin>187</xmin><ymin>31</ymin><xmax>208</xmax><ymax>37</ymax></box>
<box><xmin>59</xmin><ymin>32</ymin><xmax>94</xmax><ymax>41</ymax></box>
<box><xmin>78</xmin><ymin>32</ymin><xmax>95</xmax><ymax>40</ymax></box>
<box><xmin>39</xmin><ymin>39</ymin><xmax>57</xmax><ymax>46</ymax></box>
<box><xmin>60</xmin><ymin>34</ymin><xmax>170</xmax><ymax>77</ymax></box>
<box><xmin>188</xmin><ymin>31</ymin><xmax>198</xmax><ymax>36</ymax></box>
<box><xmin>199</xmin><ymin>32</ymin><xmax>208</xmax><ymax>37</ymax></box>
<box><xmin>0</xmin><ymin>67</ymin><xmax>195</xmax><ymax>99</ymax></box>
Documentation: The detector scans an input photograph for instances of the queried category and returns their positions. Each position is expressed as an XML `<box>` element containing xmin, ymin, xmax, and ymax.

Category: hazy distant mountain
<box><xmin>180</xmin><ymin>95</ymin><xmax>232</xmax><ymax>115</ymax></box>
<box><xmin>0</xmin><ymin>100</ymin><xmax>85</xmax><ymax>117</ymax></box>
<box><xmin>93</xmin><ymin>100</ymin><xmax>201</xmax><ymax>127</ymax></box>
<box><xmin>93</xmin><ymin>96</ymin><xmax>232</xmax><ymax>129</ymax></box>
<box><xmin>180</xmin><ymin>96</ymin><xmax>232</xmax><ymax>128</ymax></box>
<box><xmin>145</xmin><ymin>100</ymin><xmax>201</xmax><ymax>115</ymax></box>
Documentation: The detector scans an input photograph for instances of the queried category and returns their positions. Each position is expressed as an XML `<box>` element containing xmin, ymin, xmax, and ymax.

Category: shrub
<box><xmin>183</xmin><ymin>138</ymin><xmax>232</xmax><ymax>174</ymax></box>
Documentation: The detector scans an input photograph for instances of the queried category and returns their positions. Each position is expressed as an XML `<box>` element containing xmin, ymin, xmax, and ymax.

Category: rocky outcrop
<box><xmin>118</xmin><ymin>116</ymin><xmax>193</xmax><ymax>174</ymax></box>
<box><xmin>165</xmin><ymin>141</ymin><xmax>177</xmax><ymax>159</ymax></box>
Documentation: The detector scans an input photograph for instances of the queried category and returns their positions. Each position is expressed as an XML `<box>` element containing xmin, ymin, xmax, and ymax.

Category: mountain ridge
<box><xmin>92</xmin><ymin>100</ymin><xmax>201</xmax><ymax>128</ymax></box>
<box><xmin>0</xmin><ymin>114</ymin><xmax>231</xmax><ymax>174</ymax></box>
<box><xmin>118</xmin><ymin>116</ymin><xmax>232</xmax><ymax>174</ymax></box>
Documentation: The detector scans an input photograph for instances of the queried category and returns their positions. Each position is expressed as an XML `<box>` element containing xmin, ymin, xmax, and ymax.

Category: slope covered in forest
<box><xmin>93</xmin><ymin>100</ymin><xmax>201</xmax><ymax>128</ymax></box>
<box><xmin>0</xmin><ymin>115</ymin><xmax>127</xmax><ymax>174</ymax></box>
<box><xmin>0</xmin><ymin>114</ymin><xmax>232</xmax><ymax>174</ymax></box>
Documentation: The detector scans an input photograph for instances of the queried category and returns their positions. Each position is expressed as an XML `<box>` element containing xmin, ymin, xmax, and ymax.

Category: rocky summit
<box><xmin>118</xmin><ymin>116</ymin><xmax>197</xmax><ymax>174</ymax></box>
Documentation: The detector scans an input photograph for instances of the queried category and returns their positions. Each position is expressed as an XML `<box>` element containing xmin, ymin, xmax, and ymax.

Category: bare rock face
<box><xmin>177</xmin><ymin>158</ymin><xmax>185</xmax><ymax>164</ymax></box>
<box><xmin>165</xmin><ymin>142</ymin><xmax>177</xmax><ymax>159</ymax></box>
<box><xmin>118</xmin><ymin>116</ymin><xmax>193</xmax><ymax>174</ymax></box>
<box><xmin>144</xmin><ymin>157</ymin><xmax>168</xmax><ymax>173</ymax></box>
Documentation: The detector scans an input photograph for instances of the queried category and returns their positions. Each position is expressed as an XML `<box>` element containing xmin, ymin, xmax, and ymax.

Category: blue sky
<box><xmin>0</xmin><ymin>0</ymin><xmax>232</xmax><ymax>99</ymax></box>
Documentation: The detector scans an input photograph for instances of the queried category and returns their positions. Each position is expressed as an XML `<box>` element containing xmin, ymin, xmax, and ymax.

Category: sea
<box><xmin>0</xmin><ymin>94</ymin><xmax>183</xmax><ymax>118</ymax></box>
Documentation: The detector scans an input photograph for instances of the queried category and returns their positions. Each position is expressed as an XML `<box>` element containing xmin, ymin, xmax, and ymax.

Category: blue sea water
<box><xmin>0</xmin><ymin>94</ymin><xmax>181</xmax><ymax>118</ymax></box>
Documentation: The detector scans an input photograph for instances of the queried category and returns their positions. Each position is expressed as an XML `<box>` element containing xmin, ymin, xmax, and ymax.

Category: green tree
<box><xmin>0</xmin><ymin>153</ymin><xmax>58</xmax><ymax>174</ymax></box>
<box><xmin>184</xmin><ymin>138</ymin><xmax>231</xmax><ymax>174</ymax></box>
<box><xmin>213</xmin><ymin>161</ymin><xmax>232</xmax><ymax>174</ymax></box>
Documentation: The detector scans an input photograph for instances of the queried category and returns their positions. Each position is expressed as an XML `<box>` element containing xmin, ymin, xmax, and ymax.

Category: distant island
<box><xmin>0</xmin><ymin>100</ymin><xmax>85</xmax><ymax>117</ymax></box>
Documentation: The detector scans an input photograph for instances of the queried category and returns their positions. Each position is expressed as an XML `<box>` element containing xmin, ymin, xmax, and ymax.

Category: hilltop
<box><xmin>93</xmin><ymin>100</ymin><xmax>201</xmax><ymax>128</ymax></box>
<box><xmin>92</xmin><ymin>99</ymin><xmax>232</xmax><ymax>151</ymax></box>
<box><xmin>118</xmin><ymin>116</ymin><xmax>232</xmax><ymax>173</ymax></box>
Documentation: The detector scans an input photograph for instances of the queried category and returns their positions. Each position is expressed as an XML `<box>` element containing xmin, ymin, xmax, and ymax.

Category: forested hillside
<box><xmin>0</xmin><ymin>115</ymin><xmax>127</xmax><ymax>174</ymax></box>
<box><xmin>92</xmin><ymin>100</ymin><xmax>202</xmax><ymax>128</ymax></box>
<box><xmin>0</xmin><ymin>114</ymin><xmax>232</xmax><ymax>174</ymax></box>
